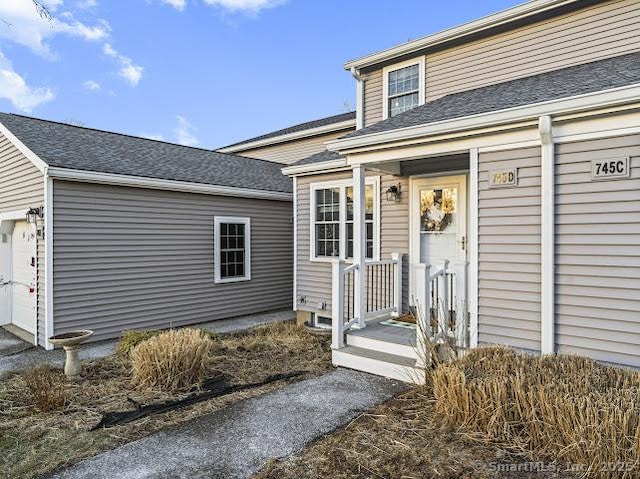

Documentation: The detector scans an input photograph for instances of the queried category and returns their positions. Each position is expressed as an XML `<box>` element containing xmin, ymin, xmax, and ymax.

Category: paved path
<box><xmin>50</xmin><ymin>369</ymin><xmax>407</xmax><ymax>479</ymax></box>
<box><xmin>0</xmin><ymin>310</ymin><xmax>295</xmax><ymax>375</ymax></box>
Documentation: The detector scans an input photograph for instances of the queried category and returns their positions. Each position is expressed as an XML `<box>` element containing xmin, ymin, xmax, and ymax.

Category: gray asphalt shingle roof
<box><xmin>220</xmin><ymin>111</ymin><xmax>355</xmax><ymax>150</ymax></box>
<box><xmin>344</xmin><ymin>52</ymin><xmax>640</xmax><ymax>139</ymax></box>
<box><xmin>0</xmin><ymin>113</ymin><xmax>292</xmax><ymax>194</ymax></box>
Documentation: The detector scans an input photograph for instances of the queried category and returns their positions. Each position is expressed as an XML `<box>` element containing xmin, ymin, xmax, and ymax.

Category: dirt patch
<box><xmin>255</xmin><ymin>386</ymin><xmax>579</xmax><ymax>479</ymax></box>
<box><xmin>0</xmin><ymin>322</ymin><xmax>331</xmax><ymax>479</ymax></box>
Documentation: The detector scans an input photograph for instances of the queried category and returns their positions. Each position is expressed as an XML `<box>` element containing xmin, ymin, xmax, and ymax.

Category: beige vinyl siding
<box><xmin>363</xmin><ymin>69</ymin><xmax>383</xmax><ymax>128</ymax></box>
<box><xmin>0</xmin><ymin>133</ymin><xmax>45</xmax><ymax>344</ymax></box>
<box><xmin>234</xmin><ymin>130</ymin><xmax>354</xmax><ymax>165</ymax></box>
<box><xmin>426</xmin><ymin>0</ymin><xmax>640</xmax><ymax>101</ymax></box>
<box><xmin>478</xmin><ymin>147</ymin><xmax>541</xmax><ymax>351</ymax></box>
<box><xmin>296</xmin><ymin>171</ymin><xmax>351</xmax><ymax>316</ymax></box>
<box><xmin>52</xmin><ymin>180</ymin><xmax>293</xmax><ymax>342</ymax></box>
<box><xmin>554</xmin><ymin>134</ymin><xmax>640</xmax><ymax>368</ymax></box>
<box><xmin>362</xmin><ymin>0</ymin><xmax>640</xmax><ymax>118</ymax></box>
<box><xmin>296</xmin><ymin>171</ymin><xmax>411</xmax><ymax>316</ymax></box>
<box><xmin>0</xmin><ymin>132</ymin><xmax>43</xmax><ymax>212</ymax></box>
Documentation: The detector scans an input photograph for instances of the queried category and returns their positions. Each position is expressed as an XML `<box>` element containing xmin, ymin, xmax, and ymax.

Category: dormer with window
<box><xmin>382</xmin><ymin>58</ymin><xmax>425</xmax><ymax>119</ymax></box>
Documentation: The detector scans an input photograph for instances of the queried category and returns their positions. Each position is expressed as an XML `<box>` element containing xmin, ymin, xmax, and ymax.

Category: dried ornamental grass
<box><xmin>131</xmin><ymin>328</ymin><xmax>212</xmax><ymax>391</ymax></box>
<box><xmin>431</xmin><ymin>347</ymin><xmax>640</xmax><ymax>478</ymax></box>
<box><xmin>20</xmin><ymin>365</ymin><xmax>67</xmax><ymax>412</ymax></box>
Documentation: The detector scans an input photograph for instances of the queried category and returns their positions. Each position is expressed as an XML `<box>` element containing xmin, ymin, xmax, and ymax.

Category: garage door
<box><xmin>11</xmin><ymin>221</ymin><xmax>36</xmax><ymax>335</ymax></box>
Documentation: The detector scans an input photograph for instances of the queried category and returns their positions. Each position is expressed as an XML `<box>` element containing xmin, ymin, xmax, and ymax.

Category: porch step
<box><xmin>347</xmin><ymin>332</ymin><xmax>418</xmax><ymax>360</ymax></box>
<box><xmin>332</xmin><ymin>346</ymin><xmax>426</xmax><ymax>385</ymax></box>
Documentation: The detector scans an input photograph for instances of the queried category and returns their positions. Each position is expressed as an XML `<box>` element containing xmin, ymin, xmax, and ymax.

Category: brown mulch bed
<box><xmin>0</xmin><ymin>322</ymin><xmax>332</xmax><ymax>479</ymax></box>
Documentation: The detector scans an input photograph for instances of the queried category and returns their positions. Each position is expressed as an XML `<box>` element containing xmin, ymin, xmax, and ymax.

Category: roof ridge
<box><xmin>219</xmin><ymin>110</ymin><xmax>356</xmax><ymax>150</ymax></box>
<box><xmin>1</xmin><ymin>113</ymin><xmax>287</xmax><ymax>167</ymax></box>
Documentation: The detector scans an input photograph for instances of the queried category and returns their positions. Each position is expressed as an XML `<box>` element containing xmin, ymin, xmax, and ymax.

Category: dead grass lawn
<box><xmin>0</xmin><ymin>321</ymin><xmax>331</xmax><ymax>479</ymax></box>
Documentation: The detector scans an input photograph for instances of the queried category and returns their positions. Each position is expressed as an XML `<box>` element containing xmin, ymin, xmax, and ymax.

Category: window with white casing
<box><xmin>214</xmin><ymin>216</ymin><xmax>251</xmax><ymax>283</ymax></box>
<box><xmin>310</xmin><ymin>177</ymin><xmax>380</xmax><ymax>262</ymax></box>
<box><xmin>383</xmin><ymin>58</ymin><xmax>425</xmax><ymax>119</ymax></box>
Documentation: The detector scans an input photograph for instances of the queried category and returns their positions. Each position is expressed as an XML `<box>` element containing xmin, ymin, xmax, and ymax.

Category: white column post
<box><xmin>453</xmin><ymin>261</ymin><xmax>468</xmax><ymax>348</ymax></box>
<box><xmin>539</xmin><ymin>116</ymin><xmax>555</xmax><ymax>355</ymax></box>
<box><xmin>331</xmin><ymin>259</ymin><xmax>346</xmax><ymax>350</ymax></box>
<box><xmin>391</xmin><ymin>252</ymin><xmax>402</xmax><ymax>317</ymax></box>
<box><xmin>415</xmin><ymin>263</ymin><xmax>431</xmax><ymax>368</ymax></box>
<box><xmin>469</xmin><ymin>148</ymin><xmax>479</xmax><ymax>348</ymax></box>
<box><xmin>352</xmin><ymin>164</ymin><xmax>367</xmax><ymax>329</ymax></box>
<box><xmin>438</xmin><ymin>260</ymin><xmax>450</xmax><ymax>336</ymax></box>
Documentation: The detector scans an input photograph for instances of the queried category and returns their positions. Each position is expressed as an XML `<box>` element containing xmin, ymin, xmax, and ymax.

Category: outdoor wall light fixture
<box><xmin>26</xmin><ymin>206</ymin><xmax>44</xmax><ymax>225</ymax></box>
<box><xmin>385</xmin><ymin>184</ymin><xmax>402</xmax><ymax>202</ymax></box>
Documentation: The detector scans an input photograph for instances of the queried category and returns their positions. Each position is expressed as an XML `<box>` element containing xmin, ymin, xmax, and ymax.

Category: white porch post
<box><xmin>415</xmin><ymin>263</ymin><xmax>431</xmax><ymax>368</ymax></box>
<box><xmin>331</xmin><ymin>259</ymin><xmax>346</xmax><ymax>350</ymax></box>
<box><xmin>391</xmin><ymin>252</ymin><xmax>402</xmax><ymax>317</ymax></box>
<box><xmin>352</xmin><ymin>164</ymin><xmax>367</xmax><ymax>329</ymax></box>
<box><xmin>453</xmin><ymin>261</ymin><xmax>468</xmax><ymax>348</ymax></box>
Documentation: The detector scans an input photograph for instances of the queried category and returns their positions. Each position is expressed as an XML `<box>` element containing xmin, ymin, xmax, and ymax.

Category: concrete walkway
<box><xmin>0</xmin><ymin>309</ymin><xmax>295</xmax><ymax>375</ymax></box>
<box><xmin>51</xmin><ymin>369</ymin><xmax>407</xmax><ymax>479</ymax></box>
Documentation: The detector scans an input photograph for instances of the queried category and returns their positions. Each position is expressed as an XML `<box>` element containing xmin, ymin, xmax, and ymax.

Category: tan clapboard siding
<box><xmin>296</xmin><ymin>171</ymin><xmax>350</xmax><ymax>316</ymax></box>
<box><xmin>478</xmin><ymin>146</ymin><xmax>541</xmax><ymax>351</ymax></box>
<box><xmin>0</xmin><ymin>132</ymin><xmax>45</xmax><ymax>345</ymax></box>
<box><xmin>554</xmin><ymin>134</ymin><xmax>640</xmax><ymax>367</ymax></box>
<box><xmin>235</xmin><ymin>130</ymin><xmax>354</xmax><ymax>165</ymax></box>
<box><xmin>362</xmin><ymin>1</ymin><xmax>640</xmax><ymax>118</ymax></box>
<box><xmin>426</xmin><ymin>0</ymin><xmax>640</xmax><ymax>101</ymax></box>
<box><xmin>363</xmin><ymin>69</ymin><xmax>383</xmax><ymax>128</ymax></box>
<box><xmin>52</xmin><ymin>181</ymin><xmax>293</xmax><ymax>342</ymax></box>
<box><xmin>296</xmin><ymin>171</ymin><xmax>411</xmax><ymax>317</ymax></box>
<box><xmin>0</xmin><ymin>133</ymin><xmax>43</xmax><ymax>212</ymax></box>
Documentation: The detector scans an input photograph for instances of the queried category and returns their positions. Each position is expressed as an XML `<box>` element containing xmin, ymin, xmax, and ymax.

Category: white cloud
<box><xmin>202</xmin><ymin>0</ymin><xmax>285</xmax><ymax>13</ymax></box>
<box><xmin>174</xmin><ymin>116</ymin><xmax>198</xmax><ymax>146</ymax></box>
<box><xmin>83</xmin><ymin>79</ymin><xmax>101</xmax><ymax>91</ymax></box>
<box><xmin>160</xmin><ymin>0</ymin><xmax>186</xmax><ymax>11</ymax></box>
<box><xmin>0</xmin><ymin>51</ymin><xmax>55</xmax><ymax>112</ymax></box>
<box><xmin>77</xmin><ymin>0</ymin><xmax>98</xmax><ymax>8</ymax></box>
<box><xmin>102</xmin><ymin>43</ymin><xmax>143</xmax><ymax>86</ymax></box>
<box><xmin>140</xmin><ymin>132</ymin><xmax>166</xmax><ymax>141</ymax></box>
<box><xmin>0</xmin><ymin>1</ymin><xmax>109</xmax><ymax>58</ymax></box>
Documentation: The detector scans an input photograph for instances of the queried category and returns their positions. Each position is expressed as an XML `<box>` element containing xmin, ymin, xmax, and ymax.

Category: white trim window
<box><xmin>214</xmin><ymin>216</ymin><xmax>251</xmax><ymax>283</ymax></box>
<box><xmin>383</xmin><ymin>58</ymin><xmax>425</xmax><ymax>119</ymax></box>
<box><xmin>310</xmin><ymin>177</ymin><xmax>380</xmax><ymax>262</ymax></box>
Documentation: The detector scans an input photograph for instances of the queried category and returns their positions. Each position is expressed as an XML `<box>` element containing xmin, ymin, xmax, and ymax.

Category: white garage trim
<box><xmin>44</xmin><ymin>176</ymin><xmax>54</xmax><ymax>350</ymax></box>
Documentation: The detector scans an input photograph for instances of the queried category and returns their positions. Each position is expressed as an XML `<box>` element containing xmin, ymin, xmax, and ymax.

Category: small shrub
<box><xmin>116</xmin><ymin>330</ymin><xmax>162</xmax><ymax>355</ymax></box>
<box><xmin>21</xmin><ymin>365</ymin><xmax>67</xmax><ymax>412</ymax></box>
<box><xmin>130</xmin><ymin>328</ymin><xmax>212</xmax><ymax>391</ymax></box>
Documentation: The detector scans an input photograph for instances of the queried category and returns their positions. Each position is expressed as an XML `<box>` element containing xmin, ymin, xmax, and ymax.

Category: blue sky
<box><xmin>0</xmin><ymin>0</ymin><xmax>521</xmax><ymax>149</ymax></box>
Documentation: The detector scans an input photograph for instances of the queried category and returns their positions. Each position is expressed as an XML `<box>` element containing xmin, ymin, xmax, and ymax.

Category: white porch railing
<box><xmin>414</xmin><ymin>260</ymin><xmax>468</xmax><ymax>366</ymax></box>
<box><xmin>331</xmin><ymin>253</ymin><xmax>403</xmax><ymax>350</ymax></box>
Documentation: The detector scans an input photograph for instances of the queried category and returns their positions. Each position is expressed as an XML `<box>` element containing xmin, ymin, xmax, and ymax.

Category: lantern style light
<box><xmin>385</xmin><ymin>184</ymin><xmax>402</xmax><ymax>202</ymax></box>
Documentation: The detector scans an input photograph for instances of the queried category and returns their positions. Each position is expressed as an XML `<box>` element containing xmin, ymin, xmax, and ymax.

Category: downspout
<box><xmin>539</xmin><ymin>115</ymin><xmax>555</xmax><ymax>355</ymax></box>
<box><xmin>350</xmin><ymin>67</ymin><xmax>364</xmax><ymax>130</ymax></box>
<box><xmin>43</xmin><ymin>167</ymin><xmax>54</xmax><ymax>350</ymax></box>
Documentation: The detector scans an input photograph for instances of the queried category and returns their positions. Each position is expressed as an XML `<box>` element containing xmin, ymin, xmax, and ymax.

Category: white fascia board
<box><xmin>218</xmin><ymin>119</ymin><xmax>356</xmax><ymax>153</ymax></box>
<box><xmin>0</xmin><ymin>121</ymin><xmax>48</xmax><ymax>174</ymax></box>
<box><xmin>46</xmin><ymin>167</ymin><xmax>293</xmax><ymax>201</ymax></box>
<box><xmin>326</xmin><ymin>84</ymin><xmax>640</xmax><ymax>153</ymax></box>
<box><xmin>281</xmin><ymin>158</ymin><xmax>348</xmax><ymax>177</ymax></box>
<box><xmin>344</xmin><ymin>0</ymin><xmax>579</xmax><ymax>71</ymax></box>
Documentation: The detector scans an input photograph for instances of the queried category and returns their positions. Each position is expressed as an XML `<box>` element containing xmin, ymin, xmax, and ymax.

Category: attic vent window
<box><xmin>383</xmin><ymin>59</ymin><xmax>424</xmax><ymax>119</ymax></box>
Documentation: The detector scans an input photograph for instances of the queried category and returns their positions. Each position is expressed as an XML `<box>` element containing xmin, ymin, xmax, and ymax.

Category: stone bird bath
<box><xmin>48</xmin><ymin>330</ymin><xmax>93</xmax><ymax>378</ymax></box>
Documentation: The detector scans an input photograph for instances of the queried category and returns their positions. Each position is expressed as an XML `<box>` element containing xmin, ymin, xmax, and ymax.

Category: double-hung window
<box><xmin>214</xmin><ymin>216</ymin><xmax>251</xmax><ymax>283</ymax></box>
<box><xmin>383</xmin><ymin>58</ymin><xmax>424</xmax><ymax>119</ymax></box>
<box><xmin>311</xmin><ymin>178</ymin><xmax>379</xmax><ymax>261</ymax></box>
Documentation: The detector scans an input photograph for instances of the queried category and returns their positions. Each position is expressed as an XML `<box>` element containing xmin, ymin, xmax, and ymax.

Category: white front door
<box><xmin>410</xmin><ymin>175</ymin><xmax>467</xmax><ymax>297</ymax></box>
<box><xmin>11</xmin><ymin>221</ymin><xmax>37</xmax><ymax>335</ymax></box>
